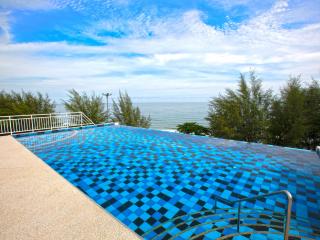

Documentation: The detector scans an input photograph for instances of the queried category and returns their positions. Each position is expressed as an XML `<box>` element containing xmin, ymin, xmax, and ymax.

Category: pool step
<box><xmin>142</xmin><ymin>208</ymin><xmax>320</xmax><ymax>240</ymax></box>
<box><xmin>217</xmin><ymin>231</ymin><xmax>316</xmax><ymax>240</ymax></box>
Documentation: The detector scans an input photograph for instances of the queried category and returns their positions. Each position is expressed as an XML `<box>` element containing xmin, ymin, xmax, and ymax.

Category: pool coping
<box><xmin>0</xmin><ymin>135</ymin><xmax>141</xmax><ymax>240</ymax></box>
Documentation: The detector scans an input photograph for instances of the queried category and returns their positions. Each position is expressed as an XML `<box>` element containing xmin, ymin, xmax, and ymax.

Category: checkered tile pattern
<box><xmin>16</xmin><ymin>125</ymin><xmax>320</xmax><ymax>239</ymax></box>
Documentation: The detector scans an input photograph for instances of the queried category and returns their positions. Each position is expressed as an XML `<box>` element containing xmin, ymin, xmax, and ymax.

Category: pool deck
<box><xmin>0</xmin><ymin>135</ymin><xmax>140</xmax><ymax>240</ymax></box>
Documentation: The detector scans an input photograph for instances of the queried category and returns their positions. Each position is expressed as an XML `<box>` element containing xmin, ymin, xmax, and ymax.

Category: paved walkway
<box><xmin>0</xmin><ymin>136</ymin><xmax>140</xmax><ymax>240</ymax></box>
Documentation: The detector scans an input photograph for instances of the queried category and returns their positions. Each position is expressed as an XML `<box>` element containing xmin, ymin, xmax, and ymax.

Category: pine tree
<box><xmin>303</xmin><ymin>79</ymin><xmax>320</xmax><ymax>149</ymax></box>
<box><xmin>0</xmin><ymin>91</ymin><xmax>55</xmax><ymax>115</ymax></box>
<box><xmin>207</xmin><ymin>72</ymin><xmax>272</xmax><ymax>142</ymax></box>
<box><xmin>112</xmin><ymin>91</ymin><xmax>151</xmax><ymax>128</ymax></box>
<box><xmin>64</xmin><ymin>89</ymin><xmax>107</xmax><ymax>123</ymax></box>
<box><xmin>269</xmin><ymin>76</ymin><xmax>306</xmax><ymax>147</ymax></box>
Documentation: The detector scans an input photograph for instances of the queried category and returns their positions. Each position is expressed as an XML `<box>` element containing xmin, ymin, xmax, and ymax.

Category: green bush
<box><xmin>0</xmin><ymin>91</ymin><xmax>55</xmax><ymax>115</ymax></box>
<box><xmin>112</xmin><ymin>91</ymin><xmax>151</xmax><ymax>128</ymax></box>
<box><xmin>177</xmin><ymin>122</ymin><xmax>208</xmax><ymax>136</ymax></box>
<box><xmin>63</xmin><ymin>89</ymin><xmax>107</xmax><ymax>123</ymax></box>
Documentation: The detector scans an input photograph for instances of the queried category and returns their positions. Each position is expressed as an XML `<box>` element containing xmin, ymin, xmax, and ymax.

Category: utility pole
<box><xmin>103</xmin><ymin>92</ymin><xmax>112</xmax><ymax>122</ymax></box>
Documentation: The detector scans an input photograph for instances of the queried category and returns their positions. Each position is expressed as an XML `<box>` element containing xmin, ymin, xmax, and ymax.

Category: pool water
<box><xmin>16</xmin><ymin>125</ymin><xmax>320</xmax><ymax>239</ymax></box>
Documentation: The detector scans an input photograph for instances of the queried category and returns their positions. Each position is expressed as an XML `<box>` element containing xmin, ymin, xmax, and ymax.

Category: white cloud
<box><xmin>0</xmin><ymin>0</ymin><xmax>58</xmax><ymax>10</ymax></box>
<box><xmin>0</xmin><ymin>0</ymin><xmax>130</xmax><ymax>11</ymax></box>
<box><xmin>207</xmin><ymin>0</ymin><xmax>255</xmax><ymax>9</ymax></box>
<box><xmin>0</xmin><ymin>11</ymin><xmax>10</xmax><ymax>43</ymax></box>
<box><xmin>0</xmin><ymin>0</ymin><xmax>320</xmax><ymax>101</ymax></box>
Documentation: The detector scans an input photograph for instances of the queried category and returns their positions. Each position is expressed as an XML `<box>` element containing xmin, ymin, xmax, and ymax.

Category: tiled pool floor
<box><xmin>16</xmin><ymin>125</ymin><xmax>320</xmax><ymax>239</ymax></box>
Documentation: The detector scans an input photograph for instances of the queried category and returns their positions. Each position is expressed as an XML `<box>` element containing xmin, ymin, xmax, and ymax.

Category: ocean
<box><xmin>56</xmin><ymin>102</ymin><xmax>209</xmax><ymax>130</ymax></box>
<box><xmin>136</xmin><ymin>102</ymin><xmax>208</xmax><ymax>129</ymax></box>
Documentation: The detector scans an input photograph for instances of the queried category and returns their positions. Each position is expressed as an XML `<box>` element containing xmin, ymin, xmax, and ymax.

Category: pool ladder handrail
<box><xmin>213</xmin><ymin>190</ymin><xmax>292</xmax><ymax>240</ymax></box>
<box><xmin>80</xmin><ymin>112</ymin><xmax>95</xmax><ymax>125</ymax></box>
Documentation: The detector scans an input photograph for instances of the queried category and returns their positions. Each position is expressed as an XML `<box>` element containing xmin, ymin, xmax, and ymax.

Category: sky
<box><xmin>0</xmin><ymin>0</ymin><xmax>319</xmax><ymax>102</ymax></box>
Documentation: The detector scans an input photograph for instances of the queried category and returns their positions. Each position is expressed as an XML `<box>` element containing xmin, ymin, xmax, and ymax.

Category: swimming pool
<box><xmin>16</xmin><ymin>125</ymin><xmax>320</xmax><ymax>239</ymax></box>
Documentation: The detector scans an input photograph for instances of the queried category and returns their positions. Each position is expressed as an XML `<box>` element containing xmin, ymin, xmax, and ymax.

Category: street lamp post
<box><xmin>103</xmin><ymin>92</ymin><xmax>112</xmax><ymax>122</ymax></box>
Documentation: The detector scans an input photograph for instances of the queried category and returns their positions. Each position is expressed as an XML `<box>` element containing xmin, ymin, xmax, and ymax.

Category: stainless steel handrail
<box><xmin>81</xmin><ymin>112</ymin><xmax>95</xmax><ymax>125</ymax></box>
<box><xmin>213</xmin><ymin>190</ymin><xmax>292</xmax><ymax>240</ymax></box>
<box><xmin>144</xmin><ymin>190</ymin><xmax>293</xmax><ymax>240</ymax></box>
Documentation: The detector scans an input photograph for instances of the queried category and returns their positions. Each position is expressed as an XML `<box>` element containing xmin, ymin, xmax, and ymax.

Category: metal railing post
<box><xmin>50</xmin><ymin>113</ymin><xmax>53</xmax><ymax>130</ymax></box>
<box><xmin>80</xmin><ymin>113</ymin><xmax>83</xmax><ymax>127</ymax></box>
<box><xmin>316</xmin><ymin>146</ymin><xmax>320</xmax><ymax>157</ymax></box>
<box><xmin>228</xmin><ymin>190</ymin><xmax>292</xmax><ymax>239</ymax></box>
<box><xmin>283</xmin><ymin>192</ymin><xmax>292</xmax><ymax>240</ymax></box>
<box><xmin>66</xmin><ymin>112</ymin><xmax>68</xmax><ymax>127</ymax></box>
<box><xmin>9</xmin><ymin>116</ymin><xmax>13</xmax><ymax>134</ymax></box>
<box><xmin>237</xmin><ymin>202</ymin><xmax>241</xmax><ymax>232</ymax></box>
<box><xmin>31</xmin><ymin>115</ymin><xmax>34</xmax><ymax>132</ymax></box>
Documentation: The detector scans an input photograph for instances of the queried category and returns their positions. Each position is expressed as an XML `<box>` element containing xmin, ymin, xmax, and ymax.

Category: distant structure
<box><xmin>103</xmin><ymin>92</ymin><xmax>112</xmax><ymax>121</ymax></box>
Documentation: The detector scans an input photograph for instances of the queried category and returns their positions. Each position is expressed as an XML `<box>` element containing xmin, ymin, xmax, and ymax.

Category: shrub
<box><xmin>177</xmin><ymin>122</ymin><xmax>209</xmax><ymax>136</ymax></box>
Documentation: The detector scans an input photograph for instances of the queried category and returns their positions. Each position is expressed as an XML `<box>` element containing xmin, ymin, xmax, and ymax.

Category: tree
<box><xmin>64</xmin><ymin>89</ymin><xmax>107</xmax><ymax>123</ymax></box>
<box><xmin>177</xmin><ymin>122</ymin><xmax>209</xmax><ymax>135</ymax></box>
<box><xmin>0</xmin><ymin>91</ymin><xmax>55</xmax><ymax>115</ymax></box>
<box><xmin>206</xmin><ymin>72</ymin><xmax>273</xmax><ymax>142</ymax></box>
<box><xmin>269</xmin><ymin>76</ymin><xmax>306</xmax><ymax>147</ymax></box>
<box><xmin>303</xmin><ymin>79</ymin><xmax>320</xmax><ymax>149</ymax></box>
<box><xmin>112</xmin><ymin>91</ymin><xmax>151</xmax><ymax>128</ymax></box>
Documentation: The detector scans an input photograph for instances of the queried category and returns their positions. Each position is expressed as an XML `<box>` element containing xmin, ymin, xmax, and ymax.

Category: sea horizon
<box><xmin>56</xmin><ymin>102</ymin><xmax>209</xmax><ymax>130</ymax></box>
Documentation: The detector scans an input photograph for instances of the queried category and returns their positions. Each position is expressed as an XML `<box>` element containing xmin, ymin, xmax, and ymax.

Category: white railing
<box><xmin>0</xmin><ymin>112</ymin><xmax>95</xmax><ymax>135</ymax></box>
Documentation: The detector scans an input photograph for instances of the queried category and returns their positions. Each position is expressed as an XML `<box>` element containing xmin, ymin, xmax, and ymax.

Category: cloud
<box><xmin>207</xmin><ymin>0</ymin><xmax>258</xmax><ymax>9</ymax></box>
<box><xmin>0</xmin><ymin>11</ymin><xmax>10</xmax><ymax>43</ymax></box>
<box><xmin>0</xmin><ymin>0</ymin><xmax>130</xmax><ymax>12</ymax></box>
<box><xmin>0</xmin><ymin>0</ymin><xmax>58</xmax><ymax>10</ymax></box>
<box><xmin>0</xmin><ymin>0</ymin><xmax>319</xmax><ymax>101</ymax></box>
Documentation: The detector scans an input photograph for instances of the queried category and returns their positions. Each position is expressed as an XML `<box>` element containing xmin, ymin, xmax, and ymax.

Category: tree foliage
<box><xmin>63</xmin><ymin>89</ymin><xmax>107</xmax><ymax>123</ymax></box>
<box><xmin>269</xmin><ymin>76</ymin><xmax>306</xmax><ymax>147</ymax></box>
<box><xmin>177</xmin><ymin>122</ymin><xmax>208</xmax><ymax>136</ymax></box>
<box><xmin>206</xmin><ymin>73</ymin><xmax>320</xmax><ymax>150</ymax></box>
<box><xmin>0</xmin><ymin>91</ymin><xmax>55</xmax><ymax>115</ymax></box>
<box><xmin>112</xmin><ymin>91</ymin><xmax>151</xmax><ymax>128</ymax></box>
<box><xmin>269</xmin><ymin>77</ymin><xmax>320</xmax><ymax>149</ymax></box>
<box><xmin>206</xmin><ymin>72</ymin><xmax>272</xmax><ymax>142</ymax></box>
<box><xmin>303</xmin><ymin>79</ymin><xmax>320</xmax><ymax>149</ymax></box>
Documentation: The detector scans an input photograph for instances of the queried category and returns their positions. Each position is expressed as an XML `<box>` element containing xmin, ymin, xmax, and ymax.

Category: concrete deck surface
<box><xmin>0</xmin><ymin>136</ymin><xmax>140</xmax><ymax>240</ymax></box>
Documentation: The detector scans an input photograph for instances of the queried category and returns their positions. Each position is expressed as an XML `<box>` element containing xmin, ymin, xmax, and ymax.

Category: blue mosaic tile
<box><xmin>16</xmin><ymin>125</ymin><xmax>320</xmax><ymax>239</ymax></box>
